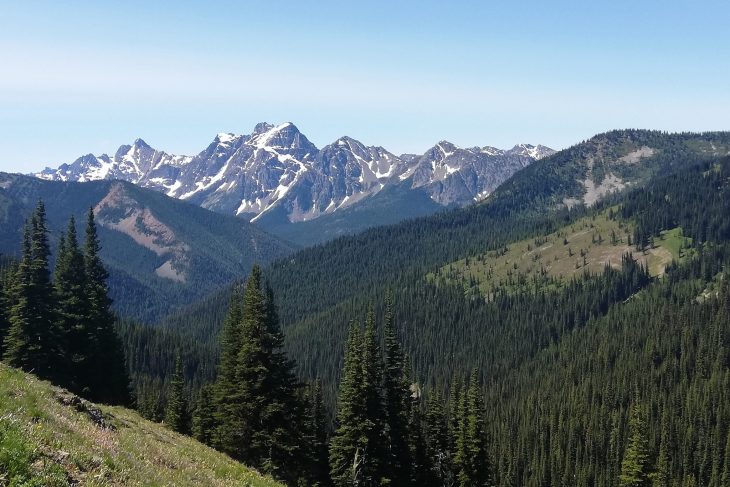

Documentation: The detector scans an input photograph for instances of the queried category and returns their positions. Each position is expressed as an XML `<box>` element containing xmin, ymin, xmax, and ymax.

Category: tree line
<box><xmin>0</xmin><ymin>201</ymin><xmax>129</xmax><ymax>405</ymax></box>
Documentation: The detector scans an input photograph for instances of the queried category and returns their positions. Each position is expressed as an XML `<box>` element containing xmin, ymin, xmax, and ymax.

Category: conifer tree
<box><xmin>192</xmin><ymin>384</ymin><xmax>215</xmax><ymax>445</ymax></box>
<box><xmin>212</xmin><ymin>283</ymin><xmax>244</xmax><ymax>450</ymax></box>
<box><xmin>330</xmin><ymin>322</ymin><xmax>366</xmax><ymax>486</ymax></box>
<box><xmin>407</xmin><ymin>382</ymin><xmax>429</xmax><ymax>486</ymax></box>
<box><xmin>619</xmin><ymin>400</ymin><xmax>651</xmax><ymax>487</ymax></box>
<box><xmin>304</xmin><ymin>379</ymin><xmax>331</xmax><ymax>486</ymax></box>
<box><xmin>359</xmin><ymin>310</ymin><xmax>388</xmax><ymax>485</ymax></box>
<box><xmin>3</xmin><ymin>203</ymin><xmax>57</xmax><ymax>379</ymax></box>
<box><xmin>329</xmin><ymin>311</ymin><xmax>389</xmax><ymax>485</ymax></box>
<box><xmin>165</xmin><ymin>353</ymin><xmax>188</xmax><ymax>433</ymax></box>
<box><xmin>213</xmin><ymin>266</ymin><xmax>305</xmax><ymax>484</ymax></box>
<box><xmin>83</xmin><ymin>207</ymin><xmax>129</xmax><ymax>404</ymax></box>
<box><xmin>258</xmin><ymin>280</ymin><xmax>304</xmax><ymax>483</ymax></box>
<box><xmin>382</xmin><ymin>293</ymin><xmax>411</xmax><ymax>486</ymax></box>
<box><xmin>721</xmin><ymin>429</ymin><xmax>730</xmax><ymax>487</ymax></box>
<box><xmin>651</xmin><ymin>415</ymin><xmax>671</xmax><ymax>487</ymax></box>
<box><xmin>54</xmin><ymin>216</ymin><xmax>88</xmax><ymax>392</ymax></box>
<box><xmin>0</xmin><ymin>258</ymin><xmax>17</xmax><ymax>354</ymax></box>
<box><xmin>425</xmin><ymin>389</ymin><xmax>454</xmax><ymax>486</ymax></box>
<box><xmin>455</xmin><ymin>371</ymin><xmax>491</xmax><ymax>487</ymax></box>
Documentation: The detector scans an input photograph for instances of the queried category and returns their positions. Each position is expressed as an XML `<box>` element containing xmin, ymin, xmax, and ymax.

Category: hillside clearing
<box><xmin>430</xmin><ymin>212</ymin><xmax>693</xmax><ymax>296</ymax></box>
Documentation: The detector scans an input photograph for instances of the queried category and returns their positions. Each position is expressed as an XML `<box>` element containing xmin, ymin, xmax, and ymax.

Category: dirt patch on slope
<box><xmin>619</xmin><ymin>146</ymin><xmax>655</xmax><ymax>164</ymax></box>
<box><xmin>94</xmin><ymin>183</ymin><xmax>189</xmax><ymax>282</ymax></box>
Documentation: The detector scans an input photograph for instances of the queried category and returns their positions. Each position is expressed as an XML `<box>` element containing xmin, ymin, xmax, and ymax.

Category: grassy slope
<box><xmin>0</xmin><ymin>364</ymin><xmax>281</xmax><ymax>487</ymax></box>
<box><xmin>430</xmin><ymin>211</ymin><xmax>693</xmax><ymax>296</ymax></box>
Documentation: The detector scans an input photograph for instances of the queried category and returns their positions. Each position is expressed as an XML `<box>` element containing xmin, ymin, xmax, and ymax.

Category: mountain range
<box><xmin>35</xmin><ymin>122</ymin><xmax>554</xmax><ymax>242</ymax></box>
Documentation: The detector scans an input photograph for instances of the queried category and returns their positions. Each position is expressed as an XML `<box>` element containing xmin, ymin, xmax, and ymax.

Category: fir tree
<box><xmin>192</xmin><ymin>384</ymin><xmax>215</xmax><ymax>445</ymax></box>
<box><xmin>330</xmin><ymin>322</ymin><xmax>367</xmax><ymax>486</ymax></box>
<box><xmin>54</xmin><ymin>216</ymin><xmax>89</xmax><ymax>392</ymax></box>
<box><xmin>382</xmin><ymin>293</ymin><xmax>411</xmax><ymax>486</ymax></box>
<box><xmin>650</xmin><ymin>415</ymin><xmax>671</xmax><ymax>487</ymax></box>
<box><xmin>0</xmin><ymin>259</ymin><xmax>13</xmax><ymax>353</ymax></box>
<box><xmin>407</xmin><ymin>381</ymin><xmax>429</xmax><ymax>486</ymax></box>
<box><xmin>165</xmin><ymin>353</ymin><xmax>188</xmax><ymax>433</ymax></box>
<box><xmin>213</xmin><ymin>266</ymin><xmax>305</xmax><ymax>484</ymax></box>
<box><xmin>3</xmin><ymin>203</ymin><xmax>57</xmax><ymax>379</ymax></box>
<box><xmin>425</xmin><ymin>389</ymin><xmax>454</xmax><ymax>486</ymax></box>
<box><xmin>83</xmin><ymin>207</ymin><xmax>130</xmax><ymax>404</ymax></box>
<box><xmin>455</xmin><ymin>371</ymin><xmax>491</xmax><ymax>487</ymax></box>
<box><xmin>304</xmin><ymin>379</ymin><xmax>331</xmax><ymax>486</ymax></box>
<box><xmin>359</xmin><ymin>310</ymin><xmax>388</xmax><ymax>485</ymax></box>
<box><xmin>721</xmin><ymin>428</ymin><xmax>730</xmax><ymax>487</ymax></box>
<box><xmin>619</xmin><ymin>400</ymin><xmax>651</xmax><ymax>487</ymax></box>
<box><xmin>212</xmin><ymin>283</ymin><xmax>244</xmax><ymax>450</ymax></box>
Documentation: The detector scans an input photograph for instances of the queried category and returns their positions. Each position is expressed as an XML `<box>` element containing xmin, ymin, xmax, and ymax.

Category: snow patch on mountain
<box><xmin>34</xmin><ymin>123</ymin><xmax>553</xmax><ymax>224</ymax></box>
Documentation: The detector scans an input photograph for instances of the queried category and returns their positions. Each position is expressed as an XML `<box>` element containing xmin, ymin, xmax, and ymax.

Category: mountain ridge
<box><xmin>0</xmin><ymin>173</ymin><xmax>294</xmax><ymax>322</ymax></box>
<box><xmin>35</xmin><ymin>122</ymin><xmax>554</xmax><ymax>229</ymax></box>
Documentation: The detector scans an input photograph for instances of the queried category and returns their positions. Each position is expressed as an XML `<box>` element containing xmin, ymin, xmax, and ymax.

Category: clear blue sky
<box><xmin>2</xmin><ymin>0</ymin><xmax>729</xmax><ymax>172</ymax></box>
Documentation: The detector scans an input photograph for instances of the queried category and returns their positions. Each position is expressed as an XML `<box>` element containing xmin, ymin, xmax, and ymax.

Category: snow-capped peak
<box><xmin>215</xmin><ymin>132</ymin><xmax>238</xmax><ymax>144</ymax></box>
<box><xmin>508</xmin><ymin>144</ymin><xmax>556</xmax><ymax>160</ymax></box>
<box><xmin>32</xmin><ymin>123</ymin><xmax>553</xmax><ymax>226</ymax></box>
<box><xmin>133</xmin><ymin>138</ymin><xmax>152</xmax><ymax>149</ymax></box>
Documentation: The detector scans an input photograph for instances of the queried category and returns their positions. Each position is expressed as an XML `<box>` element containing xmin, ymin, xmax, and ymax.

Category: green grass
<box><xmin>657</xmin><ymin>227</ymin><xmax>692</xmax><ymax>260</ymax></box>
<box><xmin>429</xmin><ymin>211</ymin><xmax>692</xmax><ymax>297</ymax></box>
<box><xmin>0</xmin><ymin>364</ymin><xmax>283</xmax><ymax>487</ymax></box>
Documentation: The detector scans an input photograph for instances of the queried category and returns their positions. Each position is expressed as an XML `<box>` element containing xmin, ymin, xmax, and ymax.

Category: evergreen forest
<box><xmin>3</xmin><ymin>139</ymin><xmax>730</xmax><ymax>486</ymax></box>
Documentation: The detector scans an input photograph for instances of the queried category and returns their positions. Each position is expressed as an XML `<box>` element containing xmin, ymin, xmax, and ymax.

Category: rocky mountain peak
<box><xmin>33</xmin><ymin>123</ymin><xmax>552</xmax><ymax>225</ymax></box>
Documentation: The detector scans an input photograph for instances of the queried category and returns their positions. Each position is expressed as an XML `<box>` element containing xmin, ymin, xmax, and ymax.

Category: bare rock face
<box><xmin>36</xmin><ymin>123</ymin><xmax>554</xmax><ymax>223</ymax></box>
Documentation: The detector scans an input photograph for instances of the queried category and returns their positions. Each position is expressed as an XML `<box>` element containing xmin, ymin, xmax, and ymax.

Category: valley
<box><xmin>3</xmin><ymin>3</ymin><xmax>729</xmax><ymax>485</ymax></box>
<box><xmin>3</xmin><ymin>129</ymin><xmax>730</xmax><ymax>486</ymax></box>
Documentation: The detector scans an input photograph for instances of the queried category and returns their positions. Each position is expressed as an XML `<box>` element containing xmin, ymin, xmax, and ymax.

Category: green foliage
<box><xmin>3</xmin><ymin>202</ymin><xmax>58</xmax><ymax>379</ymax></box>
<box><xmin>164</xmin><ymin>353</ymin><xmax>188</xmax><ymax>434</ymax></box>
<box><xmin>53</xmin><ymin>216</ymin><xmax>89</xmax><ymax>394</ymax></box>
<box><xmin>302</xmin><ymin>380</ymin><xmax>330</xmax><ymax>486</ymax></box>
<box><xmin>619</xmin><ymin>400</ymin><xmax>652</xmax><ymax>486</ymax></box>
<box><xmin>192</xmin><ymin>384</ymin><xmax>215</xmax><ymax>445</ymax></box>
<box><xmin>0</xmin><ymin>418</ymin><xmax>68</xmax><ymax>486</ymax></box>
<box><xmin>0</xmin><ymin>364</ymin><xmax>284</xmax><ymax>487</ymax></box>
<box><xmin>1</xmin><ymin>204</ymin><xmax>129</xmax><ymax>405</ymax></box>
<box><xmin>455</xmin><ymin>372</ymin><xmax>492</xmax><ymax>487</ymax></box>
<box><xmin>382</xmin><ymin>294</ymin><xmax>411</xmax><ymax>486</ymax></box>
<box><xmin>205</xmin><ymin>266</ymin><xmax>310</xmax><ymax>485</ymax></box>
<box><xmin>0</xmin><ymin>174</ymin><xmax>294</xmax><ymax>323</ymax></box>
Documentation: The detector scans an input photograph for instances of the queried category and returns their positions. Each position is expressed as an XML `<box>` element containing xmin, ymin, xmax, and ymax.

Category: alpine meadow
<box><xmin>2</xmin><ymin>2</ymin><xmax>730</xmax><ymax>486</ymax></box>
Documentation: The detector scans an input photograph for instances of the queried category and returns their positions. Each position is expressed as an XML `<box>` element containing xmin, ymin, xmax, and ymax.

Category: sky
<box><xmin>1</xmin><ymin>0</ymin><xmax>729</xmax><ymax>172</ymax></box>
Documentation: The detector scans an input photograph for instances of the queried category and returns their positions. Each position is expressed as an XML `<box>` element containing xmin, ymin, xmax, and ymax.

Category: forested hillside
<box><xmin>0</xmin><ymin>173</ymin><xmax>293</xmax><ymax>321</ymax></box>
<box><xmin>139</xmin><ymin>140</ymin><xmax>730</xmax><ymax>485</ymax></box>
<box><xmin>158</xmin><ymin>130</ymin><xmax>730</xmax><ymax>389</ymax></box>
<box><xmin>6</xmin><ymin>131</ymin><xmax>730</xmax><ymax>486</ymax></box>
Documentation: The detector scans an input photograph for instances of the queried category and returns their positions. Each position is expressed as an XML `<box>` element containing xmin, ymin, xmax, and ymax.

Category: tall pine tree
<box><xmin>83</xmin><ymin>207</ymin><xmax>129</xmax><ymax>404</ymax></box>
<box><xmin>165</xmin><ymin>352</ymin><xmax>188</xmax><ymax>433</ymax></box>
<box><xmin>619</xmin><ymin>400</ymin><xmax>651</xmax><ymax>487</ymax></box>
<box><xmin>382</xmin><ymin>293</ymin><xmax>412</xmax><ymax>486</ymax></box>
<box><xmin>330</xmin><ymin>322</ymin><xmax>366</xmax><ymax>486</ymax></box>
<box><xmin>54</xmin><ymin>216</ymin><xmax>89</xmax><ymax>393</ymax></box>
<box><xmin>212</xmin><ymin>266</ymin><xmax>305</xmax><ymax>484</ymax></box>
<box><xmin>3</xmin><ymin>202</ymin><xmax>57</xmax><ymax>380</ymax></box>
<box><xmin>304</xmin><ymin>379</ymin><xmax>331</xmax><ymax>486</ymax></box>
<box><xmin>425</xmin><ymin>389</ymin><xmax>454</xmax><ymax>486</ymax></box>
<box><xmin>192</xmin><ymin>384</ymin><xmax>215</xmax><ymax>446</ymax></box>
<box><xmin>455</xmin><ymin>371</ymin><xmax>492</xmax><ymax>487</ymax></box>
<box><xmin>330</xmin><ymin>312</ymin><xmax>388</xmax><ymax>486</ymax></box>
